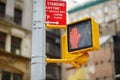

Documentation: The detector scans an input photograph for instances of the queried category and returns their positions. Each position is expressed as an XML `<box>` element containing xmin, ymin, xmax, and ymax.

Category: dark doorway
<box><xmin>113</xmin><ymin>33</ymin><xmax>120</xmax><ymax>80</ymax></box>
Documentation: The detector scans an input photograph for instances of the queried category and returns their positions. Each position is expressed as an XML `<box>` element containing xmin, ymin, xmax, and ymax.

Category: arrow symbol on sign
<box><xmin>46</xmin><ymin>21</ymin><xmax>59</xmax><ymax>24</ymax></box>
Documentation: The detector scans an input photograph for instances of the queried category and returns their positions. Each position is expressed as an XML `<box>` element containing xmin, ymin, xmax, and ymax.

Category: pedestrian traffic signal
<box><xmin>67</xmin><ymin>17</ymin><xmax>100</xmax><ymax>54</ymax></box>
<box><xmin>61</xmin><ymin>34</ymin><xmax>89</xmax><ymax>68</ymax></box>
<box><xmin>47</xmin><ymin>17</ymin><xmax>100</xmax><ymax>68</ymax></box>
<box><xmin>61</xmin><ymin>17</ymin><xmax>99</xmax><ymax>67</ymax></box>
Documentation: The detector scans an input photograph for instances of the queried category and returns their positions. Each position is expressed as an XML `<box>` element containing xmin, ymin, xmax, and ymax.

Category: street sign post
<box><xmin>46</xmin><ymin>0</ymin><xmax>66</xmax><ymax>28</ymax></box>
<box><xmin>31</xmin><ymin>0</ymin><xmax>46</xmax><ymax>80</ymax></box>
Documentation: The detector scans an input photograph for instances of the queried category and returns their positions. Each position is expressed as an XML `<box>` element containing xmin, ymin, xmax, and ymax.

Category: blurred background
<box><xmin>0</xmin><ymin>0</ymin><xmax>120</xmax><ymax>80</ymax></box>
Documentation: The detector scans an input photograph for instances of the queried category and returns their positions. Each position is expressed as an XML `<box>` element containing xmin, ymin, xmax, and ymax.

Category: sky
<box><xmin>64</xmin><ymin>0</ymin><xmax>92</xmax><ymax>23</ymax></box>
<box><xmin>65</xmin><ymin>0</ymin><xmax>91</xmax><ymax>10</ymax></box>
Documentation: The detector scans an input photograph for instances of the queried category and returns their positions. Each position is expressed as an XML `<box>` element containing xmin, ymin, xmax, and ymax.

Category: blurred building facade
<box><xmin>0</xmin><ymin>0</ymin><xmax>61</xmax><ymax>80</ymax></box>
<box><xmin>0</xmin><ymin>0</ymin><xmax>32</xmax><ymax>80</ymax></box>
<box><xmin>62</xmin><ymin>0</ymin><xmax>120</xmax><ymax>80</ymax></box>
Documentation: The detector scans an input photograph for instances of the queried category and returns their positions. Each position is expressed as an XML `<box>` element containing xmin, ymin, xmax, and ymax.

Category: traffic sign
<box><xmin>46</xmin><ymin>0</ymin><xmax>66</xmax><ymax>28</ymax></box>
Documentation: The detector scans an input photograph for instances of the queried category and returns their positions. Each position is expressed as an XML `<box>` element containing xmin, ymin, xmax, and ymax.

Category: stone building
<box><xmin>0</xmin><ymin>0</ymin><xmax>32</xmax><ymax>80</ymax></box>
<box><xmin>0</xmin><ymin>0</ymin><xmax>61</xmax><ymax>80</ymax></box>
<box><xmin>62</xmin><ymin>0</ymin><xmax>120</xmax><ymax>80</ymax></box>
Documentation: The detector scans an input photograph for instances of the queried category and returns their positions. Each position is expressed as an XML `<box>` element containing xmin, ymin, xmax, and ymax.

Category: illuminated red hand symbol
<box><xmin>70</xmin><ymin>27</ymin><xmax>81</xmax><ymax>49</ymax></box>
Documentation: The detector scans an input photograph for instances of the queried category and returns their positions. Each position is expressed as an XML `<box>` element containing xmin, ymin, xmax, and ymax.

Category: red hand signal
<box><xmin>70</xmin><ymin>27</ymin><xmax>81</xmax><ymax>49</ymax></box>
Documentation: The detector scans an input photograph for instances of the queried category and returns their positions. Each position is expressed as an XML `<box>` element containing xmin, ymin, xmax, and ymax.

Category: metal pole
<box><xmin>31</xmin><ymin>0</ymin><xmax>46</xmax><ymax>80</ymax></box>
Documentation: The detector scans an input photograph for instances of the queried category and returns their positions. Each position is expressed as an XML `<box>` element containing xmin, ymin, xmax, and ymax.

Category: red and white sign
<box><xmin>46</xmin><ymin>0</ymin><xmax>66</xmax><ymax>26</ymax></box>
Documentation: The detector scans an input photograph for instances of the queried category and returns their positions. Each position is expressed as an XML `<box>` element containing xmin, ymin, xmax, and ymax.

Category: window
<box><xmin>11</xmin><ymin>36</ymin><xmax>21</xmax><ymax>55</ymax></box>
<box><xmin>14</xmin><ymin>8</ymin><xmax>22</xmax><ymax>25</ymax></box>
<box><xmin>118</xmin><ymin>2</ymin><xmax>120</xmax><ymax>7</ymax></box>
<box><xmin>95</xmin><ymin>62</ymin><xmax>98</xmax><ymax>65</ymax></box>
<box><xmin>111</xmin><ymin>5</ymin><xmax>115</xmax><ymax>10</ymax></box>
<box><xmin>2</xmin><ymin>71</ymin><xmax>22</xmax><ymax>80</ymax></box>
<box><xmin>105</xmin><ymin>16</ymin><xmax>109</xmax><ymax>22</ymax></box>
<box><xmin>100</xmin><ymin>61</ymin><xmax>103</xmax><ymax>64</ymax></box>
<box><xmin>0</xmin><ymin>32</ymin><xmax>6</xmax><ymax>50</ymax></box>
<box><xmin>96</xmin><ymin>77</ymin><xmax>99</xmax><ymax>80</ymax></box>
<box><xmin>104</xmin><ymin>7</ymin><xmax>108</xmax><ymax>13</ymax></box>
<box><xmin>46</xmin><ymin>42</ymin><xmax>50</xmax><ymax>53</ymax></box>
<box><xmin>108</xmin><ymin>59</ymin><xmax>111</xmax><ymax>63</ymax></box>
<box><xmin>46</xmin><ymin>64</ymin><xmax>61</xmax><ymax>80</ymax></box>
<box><xmin>97</xmin><ymin>9</ymin><xmax>101</xmax><ymax>15</ymax></box>
<box><xmin>112</xmin><ymin>14</ymin><xmax>116</xmax><ymax>20</ymax></box>
<box><xmin>13</xmin><ymin>73</ymin><xmax>22</xmax><ymax>80</ymax></box>
<box><xmin>2</xmin><ymin>71</ymin><xmax>11</xmax><ymax>80</ymax></box>
<box><xmin>0</xmin><ymin>2</ymin><xmax>5</xmax><ymax>16</ymax></box>
<box><xmin>49</xmin><ymin>29</ymin><xmax>60</xmax><ymax>35</ymax></box>
<box><xmin>46</xmin><ymin>38</ymin><xmax>60</xmax><ymax>57</ymax></box>
<box><xmin>104</xmin><ymin>76</ymin><xmax>107</xmax><ymax>79</ymax></box>
<box><xmin>98</xmin><ymin>18</ymin><xmax>102</xmax><ymax>24</ymax></box>
<box><xmin>46</xmin><ymin>42</ymin><xmax>60</xmax><ymax>57</ymax></box>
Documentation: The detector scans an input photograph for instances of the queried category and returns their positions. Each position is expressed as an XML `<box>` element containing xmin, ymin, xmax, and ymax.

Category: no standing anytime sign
<box><xmin>46</xmin><ymin>0</ymin><xmax>66</xmax><ymax>28</ymax></box>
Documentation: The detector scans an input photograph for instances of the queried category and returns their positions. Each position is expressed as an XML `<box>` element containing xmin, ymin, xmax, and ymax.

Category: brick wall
<box><xmin>86</xmin><ymin>38</ymin><xmax>115</xmax><ymax>80</ymax></box>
